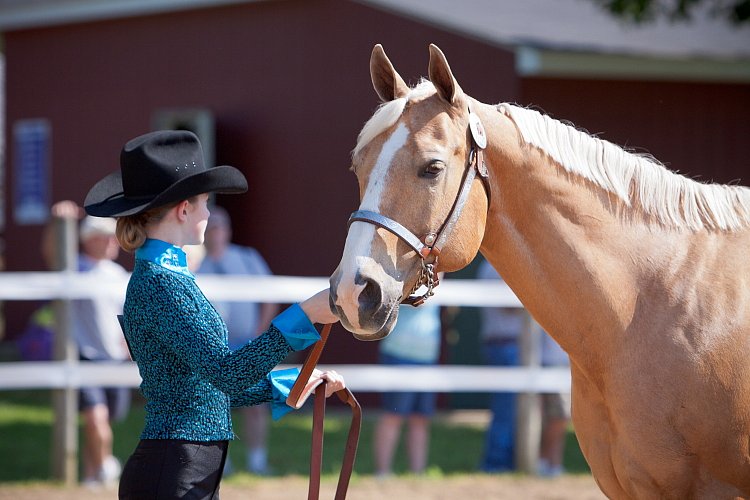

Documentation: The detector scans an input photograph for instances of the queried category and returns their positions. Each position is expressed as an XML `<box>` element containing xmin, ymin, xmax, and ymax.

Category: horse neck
<box><xmin>474</xmin><ymin>102</ymin><xmax>677</xmax><ymax>364</ymax></box>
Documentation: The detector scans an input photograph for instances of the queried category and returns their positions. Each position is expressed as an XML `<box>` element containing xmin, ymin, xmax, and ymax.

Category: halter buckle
<box><xmin>477</xmin><ymin>153</ymin><xmax>489</xmax><ymax>179</ymax></box>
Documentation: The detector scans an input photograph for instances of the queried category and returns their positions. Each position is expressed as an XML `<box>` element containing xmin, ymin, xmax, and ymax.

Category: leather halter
<box><xmin>347</xmin><ymin>106</ymin><xmax>491</xmax><ymax>306</ymax></box>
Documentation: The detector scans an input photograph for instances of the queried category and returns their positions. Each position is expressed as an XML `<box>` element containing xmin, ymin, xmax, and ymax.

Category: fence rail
<box><xmin>0</xmin><ymin>272</ymin><xmax>566</xmax><ymax>393</ymax></box>
<box><xmin>0</xmin><ymin>272</ymin><xmax>523</xmax><ymax>306</ymax></box>
<box><xmin>0</xmin><ymin>270</ymin><xmax>568</xmax><ymax>479</ymax></box>
<box><xmin>0</xmin><ymin>361</ymin><xmax>571</xmax><ymax>392</ymax></box>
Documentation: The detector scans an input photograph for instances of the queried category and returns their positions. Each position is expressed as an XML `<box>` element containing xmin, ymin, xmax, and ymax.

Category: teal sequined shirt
<box><xmin>123</xmin><ymin>239</ymin><xmax>320</xmax><ymax>441</ymax></box>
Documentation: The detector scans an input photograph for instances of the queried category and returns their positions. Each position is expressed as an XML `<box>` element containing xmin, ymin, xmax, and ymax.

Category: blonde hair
<box><xmin>115</xmin><ymin>201</ymin><xmax>184</xmax><ymax>252</ymax></box>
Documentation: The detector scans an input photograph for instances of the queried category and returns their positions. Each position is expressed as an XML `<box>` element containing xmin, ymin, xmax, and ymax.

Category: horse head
<box><xmin>330</xmin><ymin>44</ymin><xmax>490</xmax><ymax>340</ymax></box>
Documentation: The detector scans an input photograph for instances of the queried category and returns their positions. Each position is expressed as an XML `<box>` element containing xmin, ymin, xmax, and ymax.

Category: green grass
<box><xmin>0</xmin><ymin>391</ymin><xmax>589</xmax><ymax>483</ymax></box>
<box><xmin>0</xmin><ymin>391</ymin><xmax>55</xmax><ymax>481</ymax></box>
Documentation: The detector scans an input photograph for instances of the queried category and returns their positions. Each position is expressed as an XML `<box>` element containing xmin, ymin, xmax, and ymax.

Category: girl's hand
<box><xmin>310</xmin><ymin>369</ymin><xmax>346</xmax><ymax>398</ymax></box>
<box><xmin>300</xmin><ymin>289</ymin><xmax>339</xmax><ymax>325</ymax></box>
<box><xmin>290</xmin><ymin>369</ymin><xmax>347</xmax><ymax>409</ymax></box>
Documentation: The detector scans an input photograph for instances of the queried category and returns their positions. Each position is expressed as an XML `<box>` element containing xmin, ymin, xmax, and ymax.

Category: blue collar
<box><xmin>136</xmin><ymin>239</ymin><xmax>194</xmax><ymax>279</ymax></box>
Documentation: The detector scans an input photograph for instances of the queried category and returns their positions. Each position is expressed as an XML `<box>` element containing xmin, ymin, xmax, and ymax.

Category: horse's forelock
<box><xmin>353</xmin><ymin>80</ymin><xmax>437</xmax><ymax>157</ymax></box>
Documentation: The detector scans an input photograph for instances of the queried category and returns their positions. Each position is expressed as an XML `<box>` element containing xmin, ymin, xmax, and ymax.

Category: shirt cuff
<box><xmin>268</xmin><ymin>367</ymin><xmax>301</xmax><ymax>420</ymax></box>
<box><xmin>271</xmin><ymin>303</ymin><xmax>321</xmax><ymax>351</ymax></box>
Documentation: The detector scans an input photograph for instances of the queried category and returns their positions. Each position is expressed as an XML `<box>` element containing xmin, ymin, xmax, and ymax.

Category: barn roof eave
<box><xmin>0</xmin><ymin>0</ymin><xmax>260</xmax><ymax>32</ymax></box>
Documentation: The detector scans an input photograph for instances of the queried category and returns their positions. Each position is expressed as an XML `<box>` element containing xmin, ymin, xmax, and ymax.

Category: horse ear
<box><xmin>370</xmin><ymin>44</ymin><xmax>409</xmax><ymax>102</ymax></box>
<box><xmin>428</xmin><ymin>44</ymin><xmax>462</xmax><ymax>104</ymax></box>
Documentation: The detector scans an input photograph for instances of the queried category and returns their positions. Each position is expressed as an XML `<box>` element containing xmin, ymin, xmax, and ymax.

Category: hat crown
<box><xmin>121</xmin><ymin>130</ymin><xmax>206</xmax><ymax>199</ymax></box>
<box><xmin>84</xmin><ymin>129</ymin><xmax>247</xmax><ymax>218</ymax></box>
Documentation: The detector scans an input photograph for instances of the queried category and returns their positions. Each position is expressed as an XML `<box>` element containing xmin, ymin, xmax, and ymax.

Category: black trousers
<box><xmin>119</xmin><ymin>439</ymin><xmax>228</xmax><ymax>500</ymax></box>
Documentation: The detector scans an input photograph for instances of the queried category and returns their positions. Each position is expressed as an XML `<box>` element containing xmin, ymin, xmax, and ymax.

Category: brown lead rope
<box><xmin>286</xmin><ymin>324</ymin><xmax>362</xmax><ymax>500</ymax></box>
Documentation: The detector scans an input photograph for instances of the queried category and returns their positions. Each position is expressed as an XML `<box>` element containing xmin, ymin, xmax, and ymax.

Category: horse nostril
<box><xmin>357</xmin><ymin>274</ymin><xmax>382</xmax><ymax>311</ymax></box>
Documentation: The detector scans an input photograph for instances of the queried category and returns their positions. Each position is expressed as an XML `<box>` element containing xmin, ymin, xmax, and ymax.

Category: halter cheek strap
<box><xmin>430</xmin><ymin>146</ymin><xmax>490</xmax><ymax>257</ymax></box>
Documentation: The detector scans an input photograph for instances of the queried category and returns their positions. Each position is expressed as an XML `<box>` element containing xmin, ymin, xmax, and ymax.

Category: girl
<box><xmin>84</xmin><ymin>130</ymin><xmax>343</xmax><ymax>499</ymax></box>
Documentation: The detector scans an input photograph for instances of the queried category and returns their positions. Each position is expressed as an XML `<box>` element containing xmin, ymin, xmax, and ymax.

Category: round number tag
<box><xmin>468</xmin><ymin>112</ymin><xmax>487</xmax><ymax>149</ymax></box>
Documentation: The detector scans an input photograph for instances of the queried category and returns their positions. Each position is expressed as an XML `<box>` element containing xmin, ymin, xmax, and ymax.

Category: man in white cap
<box><xmin>64</xmin><ymin>205</ymin><xmax>131</xmax><ymax>488</ymax></box>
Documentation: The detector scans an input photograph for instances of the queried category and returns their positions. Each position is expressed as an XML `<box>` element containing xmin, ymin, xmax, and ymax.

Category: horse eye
<box><xmin>421</xmin><ymin>161</ymin><xmax>444</xmax><ymax>178</ymax></box>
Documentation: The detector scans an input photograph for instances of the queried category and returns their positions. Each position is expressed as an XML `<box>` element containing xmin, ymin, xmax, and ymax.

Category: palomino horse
<box><xmin>329</xmin><ymin>44</ymin><xmax>750</xmax><ymax>498</ymax></box>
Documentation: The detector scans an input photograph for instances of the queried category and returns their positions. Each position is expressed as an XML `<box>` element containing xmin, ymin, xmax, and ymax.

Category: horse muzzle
<box><xmin>329</xmin><ymin>265</ymin><xmax>402</xmax><ymax>340</ymax></box>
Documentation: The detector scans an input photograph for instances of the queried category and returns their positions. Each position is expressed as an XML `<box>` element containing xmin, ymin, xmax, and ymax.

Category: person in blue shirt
<box><xmin>84</xmin><ymin>130</ymin><xmax>342</xmax><ymax>499</ymax></box>
<box><xmin>373</xmin><ymin>297</ymin><xmax>442</xmax><ymax>477</ymax></box>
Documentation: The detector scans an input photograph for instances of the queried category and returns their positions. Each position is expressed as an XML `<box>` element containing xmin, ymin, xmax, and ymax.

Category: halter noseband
<box><xmin>347</xmin><ymin>105</ymin><xmax>491</xmax><ymax>306</ymax></box>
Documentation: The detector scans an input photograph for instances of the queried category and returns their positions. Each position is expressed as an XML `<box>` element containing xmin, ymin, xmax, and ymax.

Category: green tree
<box><xmin>592</xmin><ymin>0</ymin><xmax>750</xmax><ymax>24</ymax></box>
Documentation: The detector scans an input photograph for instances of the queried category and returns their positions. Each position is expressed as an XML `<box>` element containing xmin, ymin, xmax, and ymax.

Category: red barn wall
<box><xmin>2</xmin><ymin>0</ymin><xmax>519</xmax><ymax>363</ymax></box>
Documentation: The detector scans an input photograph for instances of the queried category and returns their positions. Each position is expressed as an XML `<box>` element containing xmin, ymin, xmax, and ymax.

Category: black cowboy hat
<box><xmin>84</xmin><ymin>130</ymin><xmax>247</xmax><ymax>217</ymax></box>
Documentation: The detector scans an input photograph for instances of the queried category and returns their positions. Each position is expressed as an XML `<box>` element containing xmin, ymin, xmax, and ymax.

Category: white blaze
<box><xmin>336</xmin><ymin>123</ymin><xmax>409</xmax><ymax>328</ymax></box>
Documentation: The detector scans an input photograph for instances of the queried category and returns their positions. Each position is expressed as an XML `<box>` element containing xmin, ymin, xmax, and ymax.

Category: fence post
<box><xmin>50</xmin><ymin>214</ymin><xmax>78</xmax><ymax>485</ymax></box>
<box><xmin>514</xmin><ymin>310</ymin><xmax>542</xmax><ymax>474</ymax></box>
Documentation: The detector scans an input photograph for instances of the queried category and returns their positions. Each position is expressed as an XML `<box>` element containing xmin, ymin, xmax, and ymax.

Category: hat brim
<box><xmin>84</xmin><ymin>165</ymin><xmax>248</xmax><ymax>217</ymax></box>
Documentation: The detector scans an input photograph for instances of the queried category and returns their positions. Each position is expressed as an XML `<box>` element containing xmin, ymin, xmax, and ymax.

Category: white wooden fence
<box><xmin>0</xmin><ymin>271</ymin><xmax>570</xmax><ymax>481</ymax></box>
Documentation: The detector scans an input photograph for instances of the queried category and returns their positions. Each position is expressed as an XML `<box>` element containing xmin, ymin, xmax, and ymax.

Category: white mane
<box><xmin>499</xmin><ymin>103</ymin><xmax>750</xmax><ymax>232</ymax></box>
<box><xmin>353</xmin><ymin>80</ymin><xmax>436</xmax><ymax>157</ymax></box>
